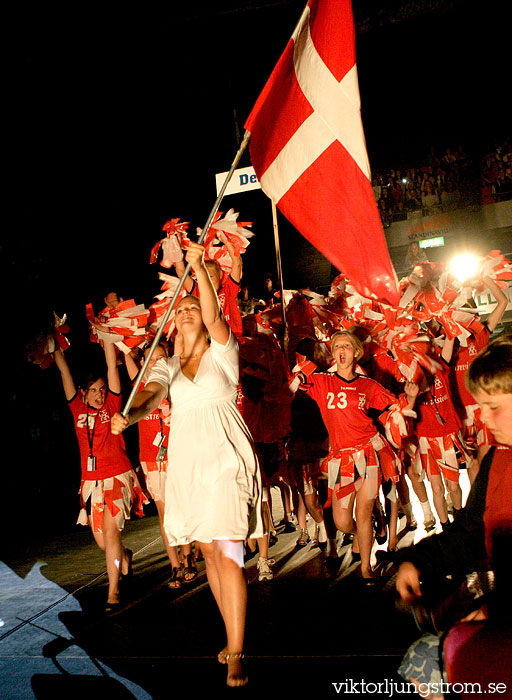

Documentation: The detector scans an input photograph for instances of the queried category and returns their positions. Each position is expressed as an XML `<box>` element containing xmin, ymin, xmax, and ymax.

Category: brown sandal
<box><xmin>182</xmin><ymin>554</ymin><xmax>198</xmax><ymax>583</ymax></box>
<box><xmin>167</xmin><ymin>566</ymin><xmax>183</xmax><ymax>589</ymax></box>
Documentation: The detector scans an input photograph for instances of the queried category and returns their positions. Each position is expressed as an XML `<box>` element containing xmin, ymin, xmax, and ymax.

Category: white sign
<box><xmin>473</xmin><ymin>285</ymin><xmax>512</xmax><ymax>314</ymax></box>
<box><xmin>215</xmin><ymin>166</ymin><xmax>261</xmax><ymax>196</ymax></box>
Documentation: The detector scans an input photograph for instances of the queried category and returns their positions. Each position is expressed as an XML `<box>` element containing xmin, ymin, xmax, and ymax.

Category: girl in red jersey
<box><xmin>54</xmin><ymin>342</ymin><xmax>146</xmax><ymax>611</ymax></box>
<box><xmin>124</xmin><ymin>342</ymin><xmax>198</xmax><ymax>588</ymax></box>
<box><xmin>410</xmin><ymin>336</ymin><xmax>472</xmax><ymax>529</ymax></box>
<box><xmin>298</xmin><ymin>331</ymin><xmax>418</xmax><ymax>581</ymax></box>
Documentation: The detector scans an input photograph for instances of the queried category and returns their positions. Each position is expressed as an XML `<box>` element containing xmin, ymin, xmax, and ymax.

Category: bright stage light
<box><xmin>449</xmin><ymin>253</ymin><xmax>480</xmax><ymax>283</ymax></box>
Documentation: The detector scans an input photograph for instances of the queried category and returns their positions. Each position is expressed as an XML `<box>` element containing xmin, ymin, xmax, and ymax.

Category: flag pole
<box><xmin>121</xmin><ymin>129</ymin><xmax>251</xmax><ymax>417</ymax></box>
<box><xmin>270</xmin><ymin>200</ymin><xmax>289</xmax><ymax>354</ymax></box>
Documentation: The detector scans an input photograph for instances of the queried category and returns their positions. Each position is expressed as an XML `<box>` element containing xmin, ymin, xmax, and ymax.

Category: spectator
<box><xmin>440</xmin><ymin>179</ymin><xmax>460</xmax><ymax>207</ymax></box>
<box><xmin>378</xmin><ymin>196</ymin><xmax>393</xmax><ymax>226</ymax></box>
<box><xmin>493</xmin><ymin>165</ymin><xmax>512</xmax><ymax>201</ymax></box>
<box><xmin>237</xmin><ymin>284</ymin><xmax>259</xmax><ymax>317</ymax></box>
<box><xmin>405</xmin><ymin>240</ymin><xmax>428</xmax><ymax>270</ymax></box>
<box><xmin>422</xmin><ymin>181</ymin><xmax>440</xmax><ymax>210</ymax></box>
<box><xmin>405</xmin><ymin>186</ymin><xmax>423</xmax><ymax>212</ymax></box>
<box><xmin>260</xmin><ymin>274</ymin><xmax>276</xmax><ymax>306</ymax></box>
<box><xmin>390</xmin><ymin>178</ymin><xmax>405</xmax><ymax>216</ymax></box>
<box><xmin>372</xmin><ymin>177</ymin><xmax>382</xmax><ymax>201</ymax></box>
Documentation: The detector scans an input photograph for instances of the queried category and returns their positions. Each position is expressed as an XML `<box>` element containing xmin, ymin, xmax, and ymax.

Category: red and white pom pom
<box><xmin>86</xmin><ymin>300</ymin><xmax>149</xmax><ymax>353</ymax></box>
<box><xmin>27</xmin><ymin>313</ymin><xmax>71</xmax><ymax>369</ymax></box>
<box><xmin>301</xmin><ymin>289</ymin><xmax>341</xmax><ymax>339</ymax></box>
<box><xmin>149</xmin><ymin>218</ymin><xmax>190</xmax><ymax>268</ymax></box>
<box><xmin>288</xmin><ymin>353</ymin><xmax>317</xmax><ymax>393</ymax></box>
<box><xmin>53</xmin><ymin>312</ymin><xmax>71</xmax><ymax>352</ymax></box>
<box><xmin>27</xmin><ymin>335</ymin><xmax>57</xmax><ymax>369</ymax></box>
<box><xmin>147</xmin><ymin>273</ymin><xmax>188</xmax><ymax>339</ymax></box>
<box><xmin>478</xmin><ymin>250</ymin><xmax>512</xmax><ymax>288</ymax></box>
<box><xmin>197</xmin><ymin>209</ymin><xmax>254</xmax><ymax>272</ymax></box>
<box><xmin>382</xmin><ymin>394</ymin><xmax>416</xmax><ymax>449</ymax></box>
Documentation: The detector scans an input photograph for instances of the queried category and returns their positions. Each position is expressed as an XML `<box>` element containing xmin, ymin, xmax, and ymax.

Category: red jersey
<box><xmin>415</xmin><ymin>363</ymin><xmax>462</xmax><ymax>438</ymax></box>
<box><xmin>68</xmin><ymin>392</ymin><xmax>133</xmax><ymax>481</ymax></box>
<box><xmin>452</xmin><ymin>327</ymin><xmax>490</xmax><ymax>409</ymax></box>
<box><xmin>238</xmin><ymin>333</ymin><xmax>291</xmax><ymax>443</ymax></box>
<box><xmin>136</xmin><ymin>381</ymin><xmax>170</xmax><ymax>461</ymax></box>
<box><xmin>192</xmin><ymin>274</ymin><xmax>243</xmax><ymax>337</ymax></box>
<box><xmin>361</xmin><ymin>344</ymin><xmax>405</xmax><ymax>393</ymax></box>
<box><xmin>306</xmin><ymin>373</ymin><xmax>397</xmax><ymax>450</ymax></box>
<box><xmin>484</xmin><ymin>445</ymin><xmax>512</xmax><ymax>561</ymax></box>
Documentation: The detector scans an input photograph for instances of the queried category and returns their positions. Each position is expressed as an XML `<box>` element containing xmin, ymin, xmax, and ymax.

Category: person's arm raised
<box><xmin>441</xmin><ymin>335</ymin><xmax>455</xmax><ymax>364</ymax></box>
<box><xmin>103</xmin><ymin>341</ymin><xmax>121</xmax><ymax>394</ymax></box>
<box><xmin>186</xmin><ymin>242</ymin><xmax>230</xmax><ymax>345</ymax></box>
<box><xmin>123</xmin><ymin>350</ymin><xmax>140</xmax><ymax>382</ymax></box>
<box><xmin>174</xmin><ymin>259</ymin><xmax>194</xmax><ymax>293</ymax></box>
<box><xmin>54</xmin><ymin>349</ymin><xmax>76</xmax><ymax>401</ymax></box>
<box><xmin>218</xmin><ymin>232</ymin><xmax>242</xmax><ymax>284</ymax></box>
<box><xmin>483</xmin><ymin>275</ymin><xmax>508</xmax><ymax>332</ymax></box>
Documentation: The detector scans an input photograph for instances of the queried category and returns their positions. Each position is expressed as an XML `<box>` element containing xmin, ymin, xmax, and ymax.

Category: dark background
<box><xmin>4</xmin><ymin>0</ymin><xmax>509</xmax><ymax>536</ymax></box>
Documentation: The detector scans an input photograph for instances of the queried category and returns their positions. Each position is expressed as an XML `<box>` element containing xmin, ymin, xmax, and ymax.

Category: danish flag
<box><xmin>245</xmin><ymin>0</ymin><xmax>399</xmax><ymax>306</ymax></box>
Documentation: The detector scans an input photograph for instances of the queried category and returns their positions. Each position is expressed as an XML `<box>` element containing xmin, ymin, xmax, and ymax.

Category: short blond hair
<box><xmin>466</xmin><ymin>334</ymin><xmax>512</xmax><ymax>396</ymax></box>
<box><xmin>330</xmin><ymin>331</ymin><xmax>364</xmax><ymax>361</ymax></box>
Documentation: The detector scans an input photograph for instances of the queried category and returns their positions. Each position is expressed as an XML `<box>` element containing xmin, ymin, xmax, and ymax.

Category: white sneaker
<box><xmin>257</xmin><ymin>557</ymin><xmax>275</xmax><ymax>581</ymax></box>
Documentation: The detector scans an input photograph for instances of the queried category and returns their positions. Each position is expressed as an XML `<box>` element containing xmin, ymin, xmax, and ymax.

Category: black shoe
<box><xmin>282</xmin><ymin>522</ymin><xmax>296</xmax><ymax>533</ymax></box>
<box><xmin>105</xmin><ymin>600</ymin><xmax>122</xmax><ymax>614</ymax></box>
<box><xmin>324</xmin><ymin>556</ymin><xmax>340</xmax><ymax>572</ymax></box>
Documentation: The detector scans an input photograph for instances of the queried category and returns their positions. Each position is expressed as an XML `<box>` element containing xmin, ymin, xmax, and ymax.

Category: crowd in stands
<box><xmin>373</xmin><ymin>138</ymin><xmax>512</xmax><ymax>226</ymax></box>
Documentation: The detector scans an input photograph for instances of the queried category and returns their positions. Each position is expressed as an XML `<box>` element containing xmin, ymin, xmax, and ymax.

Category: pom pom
<box><xmin>149</xmin><ymin>218</ymin><xmax>189</xmax><ymax>267</ymax></box>
<box><xmin>86</xmin><ymin>300</ymin><xmax>149</xmax><ymax>353</ymax></box>
<box><xmin>198</xmin><ymin>209</ymin><xmax>254</xmax><ymax>272</ymax></box>
<box><xmin>26</xmin><ymin>312</ymin><xmax>70</xmax><ymax>369</ymax></box>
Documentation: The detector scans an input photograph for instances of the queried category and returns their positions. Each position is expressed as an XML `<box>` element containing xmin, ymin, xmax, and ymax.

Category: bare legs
<box><xmin>429</xmin><ymin>473</ymin><xmax>461</xmax><ymax>524</ymax></box>
<box><xmin>91</xmin><ymin>506</ymin><xmax>130</xmax><ymax>605</ymax></box>
<box><xmin>406</xmin><ymin>465</ymin><xmax>436</xmax><ymax>527</ymax></box>
<box><xmin>200</xmin><ymin>539</ymin><xmax>248</xmax><ymax>687</ymax></box>
<box><xmin>332</xmin><ymin>481</ymin><xmax>376</xmax><ymax>578</ymax></box>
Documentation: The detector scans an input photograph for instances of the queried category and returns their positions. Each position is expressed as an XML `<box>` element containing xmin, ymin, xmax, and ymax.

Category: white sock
<box><xmin>420</xmin><ymin>500</ymin><xmax>434</xmax><ymax>521</ymax></box>
<box><xmin>318</xmin><ymin>520</ymin><xmax>327</xmax><ymax>543</ymax></box>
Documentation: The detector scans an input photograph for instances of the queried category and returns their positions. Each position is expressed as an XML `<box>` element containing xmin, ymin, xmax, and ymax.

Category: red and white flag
<box><xmin>245</xmin><ymin>0</ymin><xmax>399</xmax><ymax>306</ymax></box>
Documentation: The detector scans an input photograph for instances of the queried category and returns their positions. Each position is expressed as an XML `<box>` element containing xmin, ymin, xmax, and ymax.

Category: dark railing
<box><xmin>379</xmin><ymin>187</ymin><xmax>512</xmax><ymax>227</ymax></box>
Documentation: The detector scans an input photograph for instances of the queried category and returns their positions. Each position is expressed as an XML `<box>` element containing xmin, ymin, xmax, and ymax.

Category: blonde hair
<box><xmin>466</xmin><ymin>334</ymin><xmax>512</xmax><ymax>396</ymax></box>
<box><xmin>330</xmin><ymin>331</ymin><xmax>364</xmax><ymax>361</ymax></box>
<box><xmin>177</xmin><ymin>294</ymin><xmax>201</xmax><ymax>308</ymax></box>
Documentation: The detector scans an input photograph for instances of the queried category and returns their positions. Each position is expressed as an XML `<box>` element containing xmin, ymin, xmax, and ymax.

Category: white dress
<box><xmin>147</xmin><ymin>331</ymin><xmax>263</xmax><ymax>545</ymax></box>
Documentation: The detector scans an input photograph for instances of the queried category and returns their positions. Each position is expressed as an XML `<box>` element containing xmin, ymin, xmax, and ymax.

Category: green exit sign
<box><xmin>419</xmin><ymin>236</ymin><xmax>445</xmax><ymax>249</ymax></box>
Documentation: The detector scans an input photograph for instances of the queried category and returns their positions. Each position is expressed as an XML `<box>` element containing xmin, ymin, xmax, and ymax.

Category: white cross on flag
<box><xmin>245</xmin><ymin>0</ymin><xmax>399</xmax><ymax>306</ymax></box>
